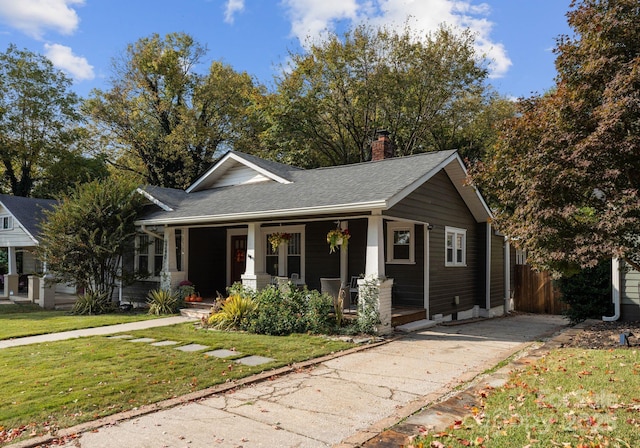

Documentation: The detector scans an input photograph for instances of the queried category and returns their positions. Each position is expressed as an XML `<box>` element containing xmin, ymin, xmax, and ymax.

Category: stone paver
<box><xmin>107</xmin><ymin>334</ymin><xmax>134</xmax><ymax>339</ymax></box>
<box><xmin>235</xmin><ymin>355</ymin><xmax>276</xmax><ymax>366</ymax></box>
<box><xmin>150</xmin><ymin>340</ymin><xmax>179</xmax><ymax>346</ymax></box>
<box><xmin>174</xmin><ymin>343</ymin><xmax>209</xmax><ymax>352</ymax></box>
<box><xmin>204</xmin><ymin>349</ymin><xmax>242</xmax><ymax>358</ymax></box>
<box><xmin>128</xmin><ymin>337</ymin><xmax>156</xmax><ymax>343</ymax></box>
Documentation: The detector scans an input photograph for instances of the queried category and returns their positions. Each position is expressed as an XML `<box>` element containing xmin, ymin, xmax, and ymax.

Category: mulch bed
<box><xmin>560</xmin><ymin>320</ymin><xmax>640</xmax><ymax>349</ymax></box>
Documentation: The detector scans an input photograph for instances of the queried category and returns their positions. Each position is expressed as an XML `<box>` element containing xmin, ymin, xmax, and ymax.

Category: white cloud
<box><xmin>224</xmin><ymin>0</ymin><xmax>245</xmax><ymax>24</ymax></box>
<box><xmin>280</xmin><ymin>0</ymin><xmax>512</xmax><ymax>78</ymax></box>
<box><xmin>282</xmin><ymin>0</ymin><xmax>359</xmax><ymax>44</ymax></box>
<box><xmin>0</xmin><ymin>0</ymin><xmax>83</xmax><ymax>39</ymax></box>
<box><xmin>44</xmin><ymin>43</ymin><xmax>94</xmax><ymax>81</ymax></box>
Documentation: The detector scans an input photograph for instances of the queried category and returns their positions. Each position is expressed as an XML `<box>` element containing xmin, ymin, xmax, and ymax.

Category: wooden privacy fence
<box><xmin>513</xmin><ymin>265</ymin><xmax>568</xmax><ymax>315</ymax></box>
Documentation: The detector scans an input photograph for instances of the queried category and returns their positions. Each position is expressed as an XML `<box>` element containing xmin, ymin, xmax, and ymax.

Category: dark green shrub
<box><xmin>242</xmin><ymin>286</ymin><xmax>336</xmax><ymax>335</ymax></box>
<box><xmin>559</xmin><ymin>260</ymin><xmax>612</xmax><ymax>324</ymax></box>
<box><xmin>147</xmin><ymin>289</ymin><xmax>181</xmax><ymax>315</ymax></box>
<box><xmin>72</xmin><ymin>292</ymin><xmax>114</xmax><ymax>315</ymax></box>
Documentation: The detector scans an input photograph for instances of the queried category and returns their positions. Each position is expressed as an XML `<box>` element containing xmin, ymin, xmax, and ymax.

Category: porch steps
<box><xmin>391</xmin><ymin>308</ymin><xmax>427</xmax><ymax>326</ymax></box>
<box><xmin>395</xmin><ymin>319</ymin><xmax>438</xmax><ymax>333</ymax></box>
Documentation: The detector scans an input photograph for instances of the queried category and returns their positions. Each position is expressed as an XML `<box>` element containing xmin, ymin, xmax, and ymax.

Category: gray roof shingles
<box><xmin>140</xmin><ymin>149</ymin><xmax>458</xmax><ymax>224</ymax></box>
<box><xmin>0</xmin><ymin>194</ymin><xmax>57</xmax><ymax>241</ymax></box>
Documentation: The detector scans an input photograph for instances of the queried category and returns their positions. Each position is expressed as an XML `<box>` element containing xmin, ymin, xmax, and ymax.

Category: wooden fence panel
<box><xmin>513</xmin><ymin>265</ymin><xmax>568</xmax><ymax>314</ymax></box>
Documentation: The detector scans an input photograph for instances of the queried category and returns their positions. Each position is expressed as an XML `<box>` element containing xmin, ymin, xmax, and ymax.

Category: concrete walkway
<box><xmin>25</xmin><ymin>313</ymin><xmax>568</xmax><ymax>448</ymax></box>
<box><xmin>0</xmin><ymin>316</ymin><xmax>195</xmax><ymax>349</ymax></box>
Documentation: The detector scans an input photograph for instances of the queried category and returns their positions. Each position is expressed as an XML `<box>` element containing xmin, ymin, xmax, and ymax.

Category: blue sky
<box><xmin>0</xmin><ymin>0</ymin><xmax>572</xmax><ymax>99</ymax></box>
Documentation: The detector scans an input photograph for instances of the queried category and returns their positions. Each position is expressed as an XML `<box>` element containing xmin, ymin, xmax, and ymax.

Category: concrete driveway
<box><xmin>55</xmin><ymin>313</ymin><xmax>567</xmax><ymax>448</ymax></box>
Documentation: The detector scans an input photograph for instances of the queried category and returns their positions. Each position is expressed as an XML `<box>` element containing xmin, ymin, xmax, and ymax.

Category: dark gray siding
<box><xmin>302</xmin><ymin>219</ymin><xmax>367</xmax><ymax>291</ymax></box>
<box><xmin>386</xmin><ymin>223</ymin><xmax>425</xmax><ymax>307</ymax></box>
<box><xmin>387</xmin><ymin>170</ymin><xmax>482</xmax><ymax>317</ymax></box>
<box><xmin>490</xmin><ymin>232</ymin><xmax>505</xmax><ymax>308</ymax></box>
<box><xmin>304</xmin><ymin>221</ymin><xmax>341</xmax><ymax>291</ymax></box>
<box><xmin>189</xmin><ymin>227</ymin><xmax>226</xmax><ymax>297</ymax></box>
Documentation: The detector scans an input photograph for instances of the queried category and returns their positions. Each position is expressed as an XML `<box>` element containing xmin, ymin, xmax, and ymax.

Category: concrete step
<box><xmin>395</xmin><ymin>319</ymin><xmax>438</xmax><ymax>333</ymax></box>
<box><xmin>180</xmin><ymin>308</ymin><xmax>210</xmax><ymax>319</ymax></box>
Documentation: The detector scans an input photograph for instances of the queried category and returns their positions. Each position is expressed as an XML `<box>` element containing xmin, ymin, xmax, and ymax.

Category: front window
<box><xmin>386</xmin><ymin>222</ymin><xmax>415</xmax><ymax>264</ymax></box>
<box><xmin>0</xmin><ymin>215</ymin><xmax>12</xmax><ymax>230</ymax></box>
<box><xmin>445</xmin><ymin>227</ymin><xmax>466</xmax><ymax>267</ymax></box>
<box><xmin>265</xmin><ymin>225</ymin><xmax>305</xmax><ymax>280</ymax></box>
<box><xmin>136</xmin><ymin>233</ymin><xmax>164</xmax><ymax>278</ymax></box>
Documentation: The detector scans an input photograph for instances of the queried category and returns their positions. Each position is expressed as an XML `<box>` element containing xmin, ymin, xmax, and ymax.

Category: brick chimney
<box><xmin>371</xmin><ymin>130</ymin><xmax>394</xmax><ymax>161</ymax></box>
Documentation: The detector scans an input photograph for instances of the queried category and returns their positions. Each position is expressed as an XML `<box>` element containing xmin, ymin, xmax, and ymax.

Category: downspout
<box><xmin>504</xmin><ymin>239</ymin><xmax>511</xmax><ymax>314</ymax></box>
<box><xmin>485</xmin><ymin>222</ymin><xmax>491</xmax><ymax>312</ymax></box>
<box><xmin>603</xmin><ymin>258</ymin><xmax>621</xmax><ymax>321</ymax></box>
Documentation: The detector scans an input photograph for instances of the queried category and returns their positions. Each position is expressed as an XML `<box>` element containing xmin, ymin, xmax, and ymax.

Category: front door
<box><xmin>230</xmin><ymin>235</ymin><xmax>247</xmax><ymax>284</ymax></box>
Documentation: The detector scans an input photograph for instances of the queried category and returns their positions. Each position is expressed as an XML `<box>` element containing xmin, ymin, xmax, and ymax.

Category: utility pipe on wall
<box><xmin>603</xmin><ymin>258</ymin><xmax>620</xmax><ymax>321</ymax></box>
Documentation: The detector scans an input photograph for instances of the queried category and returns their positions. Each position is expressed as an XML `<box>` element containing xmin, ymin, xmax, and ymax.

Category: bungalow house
<box><xmin>0</xmin><ymin>194</ymin><xmax>66</xmax><ymax>306</ymax></box>
<box><xmin>133</xmin><ymin>133</ymin><xmax>512</xmax><ymax>333</ymax></box>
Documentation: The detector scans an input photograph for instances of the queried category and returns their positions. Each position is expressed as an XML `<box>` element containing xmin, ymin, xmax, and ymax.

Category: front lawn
<box><xmin>412</xmin><ymin>347</ymin><xmax>640</xmax><ymax>447</ymax></box>
<box><xmin>0</xmin><ymin>304</ymin><xmax>161</xmax><ymax>340</ymax></box>
<box><xmin>0</xmin><ymin>322</ymin><xmax>353</xmax><ymax>444</ymax></box>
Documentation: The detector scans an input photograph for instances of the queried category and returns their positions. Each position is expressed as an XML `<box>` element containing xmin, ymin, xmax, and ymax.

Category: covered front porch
<box><xmin>152</xmin><ymin>213</ymin><xmax>430</xmax><ymax>334</ymax></box>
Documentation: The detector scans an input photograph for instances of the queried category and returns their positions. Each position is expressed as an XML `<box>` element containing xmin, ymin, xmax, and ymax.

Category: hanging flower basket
<box><xmin>268</xmin><ymin>232</ymin><xmax>292</xmax><ymax>252</ymax></box>
<box><xmin>327</xmin><ymin>228</ymin><xmax>350</xmax><ymax>253</ymax></box>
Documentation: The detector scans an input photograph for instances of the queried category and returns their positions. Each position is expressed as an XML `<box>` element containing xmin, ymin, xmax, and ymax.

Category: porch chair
<box><xmin>348</xmin><ymin>276</ymin><xmax>360</xmax><ymax>310</ymax></box>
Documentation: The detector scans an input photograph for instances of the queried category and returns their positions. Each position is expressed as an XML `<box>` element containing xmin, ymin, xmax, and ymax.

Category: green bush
<box><xmin>72</xmin><ymin>292</ymin><xmax>114</xmax><ymax>315</ymax></box>
<box><xmin>559</xmin><ymin>260</ymin><xmax>612</xmax><ymax>324</ymax></box>
<box><xmin>208</xmin><ymin>294</ymin><xmax>257</xmax><ymax>330</ymax></box>
<box><xmin>147</xmin><ymin>289</ymin><xmax>181</xmax><ymax>315</ymax></box>
<box><xmin>242</xmin><ymin>286</ymin><xmax>336</xmax><ymax>336</ymax></box>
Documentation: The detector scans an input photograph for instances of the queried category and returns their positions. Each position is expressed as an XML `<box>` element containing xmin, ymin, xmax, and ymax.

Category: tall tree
<box><xmin>37</xmin><ymin>176</ymin><xmax>144</xmax><ymax>299</ymax></box>
<box><xmin>261</xmin><ymin>25</ymin><xmax>508</xmax><ymax>167</ymax></box>
<box><xmin>472</xmin><ymin>0</ymin><xmax>640</xmax><ymax>272</ymax></box>
<box><xmin>84</xmin><ymin>32</ymin><xmax>265</xmax><ymax>189</ymax></box>
<box><xmin>0</xmin><ymin>45</ymin><xmax>86</xmax><ymax>197</ymax></box>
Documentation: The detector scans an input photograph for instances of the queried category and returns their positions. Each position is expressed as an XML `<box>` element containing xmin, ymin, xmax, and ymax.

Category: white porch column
<box><xmin>160</xmin><ymin>227</ymin><xmax>186</xmax><ymax>291</ymax></box>
<box><xmin>365</xmin><ymin>214</ymin><xmax>385</xmax><ymax>278</ymax></box>
<box><xmin>480</xmin><ymin>222</ymin><xmax>493</xmax><ymax>317</ymax></box>
<box><xmin>361</xmin><ymin>214</ymin><xmax>392</xmax><ymax>333</ymax></box>
<box><xmin>242</xmin><ymin>223</ymin><xmax>270</xmax><ymax>291</ymax></box>
<box><xmin>4</xmin><ymin>246</ymin><xmax>19</xmax><ymax>298</ymax></box>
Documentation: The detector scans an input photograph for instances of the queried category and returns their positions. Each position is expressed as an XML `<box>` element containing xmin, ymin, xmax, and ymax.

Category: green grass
<box><xmin>412</xmin><ymin>348</ymin><xmax>640</xmax><ymax>448</ymax></box>
<box><xmin>0</xmin><ymin>322</ymin><xmax>352</xmax><ymax>443</ymax></box>
<box><xmin>0</xmin><ymin>304</ymin><xmax>161</xmax><ymax>340</ymax></box>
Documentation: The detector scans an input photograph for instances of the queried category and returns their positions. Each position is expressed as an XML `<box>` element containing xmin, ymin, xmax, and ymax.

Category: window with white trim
<box><xmin>136</xmin><ymin>234</ymin><xmax>164</xmax><ymax>278</ymax></box>
<box><xmin>265</xmin><ymin>225</ymin><xmax>305</xmax><ymax>280</ymax></box>
<box><xmin>445</xmin><ymin>227</ymin><xmax>466</xmax><ymax>266</ymax></box>
<box><xmin>0</xmin><ymin>215</ymin><xmax>12</xmax><ymax>230</ymax></box>
<box><xmin>386</xmin><ymin>222</ymin><xmax>415</xmax><ymax>264</ymax></box>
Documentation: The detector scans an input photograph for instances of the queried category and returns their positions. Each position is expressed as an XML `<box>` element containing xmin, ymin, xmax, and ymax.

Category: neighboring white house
<box><xmin>0</xmin><ymin>194</ymin><xmax>73</xmax><ymax>307</ymax></box>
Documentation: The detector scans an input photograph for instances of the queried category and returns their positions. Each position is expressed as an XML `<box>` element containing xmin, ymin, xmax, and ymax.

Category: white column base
<box><xmin>241</xmin><ymin>273</ymin><xmax>272</xmax><ymax>292</ymax></box>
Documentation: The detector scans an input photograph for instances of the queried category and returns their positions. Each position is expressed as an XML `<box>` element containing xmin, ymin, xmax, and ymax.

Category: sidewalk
<box><xmin>0</xmin><ymin>316</ymin><xmax>195</xmax><ymax>349</ymax></box>
<box><xmin>12</xmin><ymin>313</ymin><xmax>568</xmax><ymax>448</ymax></box>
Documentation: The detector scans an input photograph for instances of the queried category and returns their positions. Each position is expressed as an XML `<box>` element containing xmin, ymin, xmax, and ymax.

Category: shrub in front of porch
<box><xmin>243</xmin><ymin>287</ymin><xmax>335</xmax><ymax>336</ymax></box>
<box><xmin>206</xmin><ymin>284</ymin><xmax>336</xmax><ymax>336</ymax></box>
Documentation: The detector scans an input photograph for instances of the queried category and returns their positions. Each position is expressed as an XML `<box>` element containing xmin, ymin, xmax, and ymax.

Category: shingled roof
<box><xmin>138</xmin><ymin>149</ymin><xmax>490</xmax><ymax>225</ymax></box>
<box><xmin>0</xmin><ymin>194</ymin><xmax>57</xmax><ymax>243</ymax></box>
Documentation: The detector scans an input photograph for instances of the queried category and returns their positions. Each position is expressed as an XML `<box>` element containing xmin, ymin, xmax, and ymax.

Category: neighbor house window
<box><xmin>264</xmin><ymin>225</ymin><xmax>305</xmax><ymax>280</ymax></box>
<box><xmin>136</xmin><ymin>234</ymin><xmax>164</xmax><ymax>278</ymax></box>
<box><xmin>445</xmin><ymin>226</ymin><xmax>466</xmax><ymax>267</ymax></box>
<box><xmin>0</xmin><ymin>215</ymin><xmax>12</xmax><ymax>230</ymax></box>
<box><xmin>386</xmin><ymin>222</ymin><xmax>415</xmax><ymax>264</ymax></box>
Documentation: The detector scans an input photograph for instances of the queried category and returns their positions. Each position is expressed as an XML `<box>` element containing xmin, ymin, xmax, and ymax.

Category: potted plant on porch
<box><xmin>327</xmin><ymin>227</ymin><xmax>350</xmax><ymax>253</ymax></box>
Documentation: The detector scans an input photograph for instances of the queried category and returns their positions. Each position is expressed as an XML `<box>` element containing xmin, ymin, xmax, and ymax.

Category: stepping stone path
<box><xmin>107</xmin><ymin>335</ymin><xmax>275</xmax><ymax>366</ymax></box>
<box><xmin>204</xmin><ymin>349</ymin><xmax>241</xmax><ymax>358</ymax></box>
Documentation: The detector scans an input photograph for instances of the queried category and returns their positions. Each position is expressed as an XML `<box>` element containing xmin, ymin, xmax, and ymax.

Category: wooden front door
<box><xmin>230</xmin><ymin>235</ymin><xmax>247</xmax><ymax>284</ymax></box>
